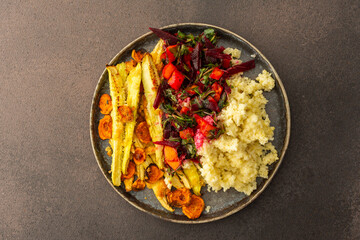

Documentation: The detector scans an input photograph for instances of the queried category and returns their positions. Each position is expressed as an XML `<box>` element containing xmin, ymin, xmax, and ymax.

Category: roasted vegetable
<box><xmin>182</xmin><ymin>195</ymin><xmax>204</xmax><ymax>219</ymax></box>
<box><xmin>150</xmin><ymin>39</ymin><xmax>165</xmax><ymax>73</ymax></box>
<box><xmin>133</xmin><ymin>148</ymin><xmax>146</xmax><ymax>165</ymax></box>
<box><xmin>118</xmin><ymin>105</ymin><xmax>133</xmax><ymax>122</ymax></box>
<box><xmin>98</xmin><ymin>115</ymin><xmax>112</xmax><ymax>140</ymax></box>
<box><xmin>171</xmin><ymin>173</ymin><xmax>185</xmax><ymax>189</ymax></box>
<box><xmin>131</xmin><ymin>50</ymin><xmax>144</xmax><ymax>63</ymax></box>
<box><xmin>141</xmin><ymin>53</ymin><xmax>164</xmax><ymax>169</ymax></box>
<box><xmin>176</xmin><ymin>170</ymin><xmax>191</xmax><ymax>189</ymax></box>
<box><xmin>167</xmin><ymin>188</ymin><xmax>191</xmax><ymax>208</ymax></box>
<box><xmin>107</xmin><ymin>64</ymin><xmax>127</xmax><ymax>186</ymax></box>
<box><xmin>183</xmin><ymin>161</ymin><xmax>202</xmax><ymax>196</ymax></box>
<box><xmin>132</xmin><ymin>179</ymin><xmax>146</xmax><ymax>191</ymax></box>
<box><xmin>99</xmin><ymin>94</ymin><xmax>113</xmax><ymax>114</ymax></box>
<box><xmin>147</xmin><ymin>179</ymin><xmax>174</xmax><ymax>212</ymax></box>
<box><xmin>146</xmin><ymin>164</ymin><xmax>164</xmax><ymax>184</ymax></box>
<box><xmin>135</xmin><ymin>122</ymin><xmax>152</xmax><ymax>143</ymax></box>
<box><xmin>124</xmin><ymin>176</ymin><xmax>134</xmax><ymax>192</ymax></box>
<box><xmin>122</xmin><ymin>161</ymin><xmax>136</xmax><ymax>179</ymax></box>
<box><xmin>164</xmin><ymin>146</ymin><xmax>181</xmax><ymax>170</ymax></box>
<box><xmin>122</xmin><ymin>63</ymin><xmax>142</xmax><ymax>174</ymax></box>
<box><xmin>138</xmin><ymin>155</ymin><xmax>153</xmax><ymax>181</ymax></box>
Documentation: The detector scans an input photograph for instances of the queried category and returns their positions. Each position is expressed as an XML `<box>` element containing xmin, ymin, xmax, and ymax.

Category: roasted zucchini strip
<box><xmin>183</xmin><ymin>162</ymin><xmax>203</xmax><ymax>196</ymax></box>
<box><xmin>107</xmin><ymin>63</ymin><xmax>127</xmax><ymax>186</ymax></box>
<box><xmin>148</xmin><ymin>179</ymin><xmax>174</xmax><ymax>212</ymax></box>
<box><xmin>141</xmin><ymin>53</ymin><xmax>164</xmax><ymax>169</ymax></box>
<box><xmin>150</xmin><ymin>39</ymin><xmax>165</xmax><ymax>73</ymax></box>
<box><xmin>176</xmin><ymin>170</ymin><xmax>191</xmax><ymax>189</ymax></box>
<box><xmin>122</xmin><ymin>63</ymin><xmax>142</xmax><ymax>174</ymax></box>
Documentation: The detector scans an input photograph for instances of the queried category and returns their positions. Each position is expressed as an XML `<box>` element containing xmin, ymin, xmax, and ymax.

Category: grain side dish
<box><xmin>199</xmin><ymin>69</ymin><xmax>278</xmax><ymax>195</ymax></box>
<box><xmin>97</xmin><ymin>27</ymin><xmax>278</xmax><ymax>219</ymax></box>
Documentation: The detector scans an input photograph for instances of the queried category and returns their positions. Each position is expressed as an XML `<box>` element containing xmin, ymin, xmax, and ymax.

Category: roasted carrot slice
<box><xmin>99</xmin><ymin>94</ymin><xmax>113</xmax><ymax>114</ymax></box>
<box><xmin>133</xmin><ymin>148</ymin><xmax>146</xmax><ymax>165</ymax></box>
<box><xmin>132</xmin><ymin>50</ymin><xmax>144</xmax><ymax>63</ymax></box>
<box><xmin>132</xmin><ymin>179</ymin><xmax>146</xmax><ymax>191</ymax></box>
<box><xmin>167</xmin><ymin>188</ymin><xmax>191</xmax><ymax>208</ymax></box>
<box><xmin>125</xmin><ymin>60</ymin><xmax>137</xmax><ymax>73</ymax></box>
<box><xmin>118</xmin><ymin>105</ymin><xmax>133</xmax><ymax>122</ymax></box>
<box><xmin>135</xmin><ymin>121</ymin><xmax>152</xmax><ymax>143</ymax></box>
<box><xmin>145</xmin><ymin>164</ymin><xmax>164</xmax><ymax>184</ymax></box>
<box><xmin>98</xmin><ymin>115</ymin><xmax>112</xmax><ymax>140</ymax></box>
<box><xmin>122</xmin><ymin>161</ymin><xmax>136</xmax><ymax>179</ymax></box>
<box><xmin>182</xmin><ymin>195</ymin><xmax>205</xmax><ymax>219</ymax></box>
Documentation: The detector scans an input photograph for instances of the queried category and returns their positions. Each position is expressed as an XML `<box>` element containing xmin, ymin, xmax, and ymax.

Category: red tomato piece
<box><xmin>179</xmin><ymin>128</ymin><xmax>195</xmax><ymax>140</ymax></box>
<box><xmin>211</xmin><ymin>82</ymin><xmax>223</xmax><ymax>102</ymax></box>
<box><xmin>180</xmin><ymin>106</ymin><xmax>190</xmax><ymax>115</ymax></box>
<box><xmin>166</xmin><ymin>45</ymin><xmax>177</xmax><ymax>63</ymax></box>
<box><xmin>168</xmin><ymin>69</ymin><xmax>185</xmax><ymax>90</ymax></box>
<box><xmin>194</xmin><ymin>114</ymin><xmax>217</xmax><ymax>138</ymax></box>
<box><xmin>162</xmin><ymin>63</ymin><xmax>177</xmax><ymax>80</ymax></box>
<box><xmin>209</xmin><ymin>67</ymin><xmax>224</xmax><ymax>80</ymax></box>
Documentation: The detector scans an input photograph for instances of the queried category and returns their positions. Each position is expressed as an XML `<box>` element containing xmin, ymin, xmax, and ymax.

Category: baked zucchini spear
<box><xmin>147</xmin><ymin>179</ymin><xmax>174</xmax><ymax>212</ymax></box>
<box><xmin>183</xmin><ymin>162</ymin><xmax>203</xmax><ymax>196</ymax></box>
<box><xmin>107</xmin><ymin>63</ymin><xmax>128</xmax><ymax>186</ymax></box>
<box><xmin>141</xmin><ymin>53</ymin><xmax>164</xmax><ymax>169</ymax></box>
<box><xmin>150</xmin><ymin>39</ymin><xmax>165</xmax><ymax>73</ymax></box>
<box><xmin>121</xmin><ymin>63</ymin><xmax>142</xmax><ymax>174</ymax></box>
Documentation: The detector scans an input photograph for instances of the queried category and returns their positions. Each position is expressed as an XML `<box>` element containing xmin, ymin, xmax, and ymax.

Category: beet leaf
<box><xmin>154</xmin><ymin>140</ymin><xmax>180</xmax><ymax>148</ymax></box>
<box><xmin>149</xmin><ymin>27</ymin><xmax>179</xmax><ymax>45</ymax></box>
<box><xmin>223</xmin><ymin>59</ymin><xmax>255</xmax><ymax>78</ymax></box>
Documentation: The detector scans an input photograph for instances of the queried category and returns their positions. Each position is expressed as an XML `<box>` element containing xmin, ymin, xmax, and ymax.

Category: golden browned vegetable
<box><xmin>122</xmin><ymin>161</ymin><xmax>136</xmax><ymax>179</ymax></box>
<box><xmin>118</xmin><ymin>105</ymin><xmax>133</xmax><ymax>123</ymax></box>
<box><xmin>98</xmin><ymin>115</ymin><xmax>112</xmax><ymax>140</ymax></box>
<box><xmin>133</xmin><ymin>148</ymin><xmax>146</xmax><ymax>165</ymax></box>
<box><xmin>182</xmin><ymin>195</ymin><xmax>205</xmax><ymax>219</ymax></box>
<box><xmin>107</xmin><ymin>63</ymin><xmax>127</xmax><ymax>186</ymax></box>
<box><xmin>124</xmin><ymin>176</ymin><xmax>134</xmax><ymax>192</ymax></box>
<box><xmin>99</xmin><ymin>94</ymin><xmax>113</xmax><ymax>115</ymax></box>
<box><xmin>131</xmin><ymin>49</ymin><xmax>144</xmax><ymax>63</ymax></box>
<box><xmin>135</xmin><ymin>121</ymin><xmax>152</xmax><ymax>143</ymax></box>
<box><xmin>125</xmin><ymin>60</ymin><xmax>136</xmax><ymax>73</ymax></box>
<box><xmin>147</xmin><ymin>179</ymin><xmax>174</xmax><ymax>212</ymax></box>
<box><xmin>132</xmin><ymin>179</ymin><xmax>146</xmax><ymax>191</ymax></box>
<box><xmin>145</xmin><ymin>164</ymin><xmax>164</xmax><ymax>184</ymax></box>
<box><xmin>167</xmin><ymin>188</ymin><xmax>191</xmax><ymax>208</ymax></box>
<box><xmin>141</xmin><ymin>53</ymin><xmax>164</xmax><ymax>169</ymax></box>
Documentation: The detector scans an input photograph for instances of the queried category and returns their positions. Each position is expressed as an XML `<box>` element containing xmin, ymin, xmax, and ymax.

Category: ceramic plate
<box><xmin>90</xmin><ymin>23</ymin><xmax>290</xmax><ymax>223</ymax></box>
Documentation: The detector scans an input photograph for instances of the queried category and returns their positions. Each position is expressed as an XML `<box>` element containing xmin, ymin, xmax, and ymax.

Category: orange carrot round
<box><xmin>133</xmin><ymin>148</ymin><xmax>146</xmax><ymax>165</ymax></box>
<box><xmin>98</xmin><ymin>115</ymin><xmax>112</xmax><ymax>140</ymax></box>
<box><xmin>135</xmin><ymin>122</ymin><xmax>152</xmax><ymax>143</ymax></box>
<box><xmin>99</xmin><ymin>94</ymin><xmax>112</xmax><ymax>114</ymax></box>
<box><xmin>132</xmin><ymin>179</ymin><xmax>146</xmax><ymax>191</ymax></box>
<box><xmin>132</xmin><ymin>50</ymin><xmax>144</xmax><ymax>63</ymax></box>
<box><xmin>122</xmin><ymin>162</ymin><xmax>136</xmax><ymax>179</ymax></box>
<box><xmin>145</xmin><ymin>164</ymin><xmax>164</xmax><ymax>184</ymax></box>
<box><xmin>167</xmin><ymin>188</ymin><xmax>191</xmax><ymax>208</ymax></box>
<box><xmin>182</xmin><ymin>195</ymin><xmax>205</xmax><ymax>219</ymax></box>
<box><xmin>118</xmin><ymin>105</ymin><xmax>133</xmax><ymax>122</ymax></box>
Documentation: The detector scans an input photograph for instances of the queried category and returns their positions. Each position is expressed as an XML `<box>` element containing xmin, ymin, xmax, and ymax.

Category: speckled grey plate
<box><xmin>90</xmin><ymin>23</ymin><xmax>290</xmax><ymax>224</ymax></box>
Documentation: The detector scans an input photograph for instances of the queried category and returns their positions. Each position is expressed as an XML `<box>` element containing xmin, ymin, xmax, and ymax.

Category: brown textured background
<box><xmin>1</xmin><ymin>0</ymin><xmax>359</xmax><ymax>239</ymax></box>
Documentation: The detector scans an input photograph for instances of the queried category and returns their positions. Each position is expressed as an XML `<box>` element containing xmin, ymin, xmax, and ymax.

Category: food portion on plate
<box><xmin>97</xmin><ymin>27</ymin><xmax>278</xmax><ymax>219</ymax></box>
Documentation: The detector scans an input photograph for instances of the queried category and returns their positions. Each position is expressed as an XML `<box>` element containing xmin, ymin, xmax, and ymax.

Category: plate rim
<box><xmin>90</xmin><ymin>22</ymin><xmax>291</xmax><ymax>224</ymax></box>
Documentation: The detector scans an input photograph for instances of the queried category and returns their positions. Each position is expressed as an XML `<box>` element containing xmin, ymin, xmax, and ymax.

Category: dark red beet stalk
<box><xmin>223</xmin><ymin>59</ymin><xmax>255</xmax><ymax>79</ymax></box>
<box><xmin>153</xmin><ymin>140</ymin><xmax>180</xmax><ymax>148</ymax></box>
<box><xmin>205</xmin><ymin>49</ymin><xmax>231</xmax><ymax>60</ymax></box>
<box><xmin>191</xmin><ymin>42</ymin><xmax>202</xmax><ymax>72</ymax></box>
<box><xmin>149</xmin><ymin>27</ymin><xmax>179</xmax><ymax>45</ymax></box>
<box><xmin>203</xmin><ymin>36</ymin><xmax>215</xmax><ymax>49</ymax></box>
<box><xmin>153</xmin><ymin>82</ymin><xmax>164</xmax><ymax>109</ymax></box>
